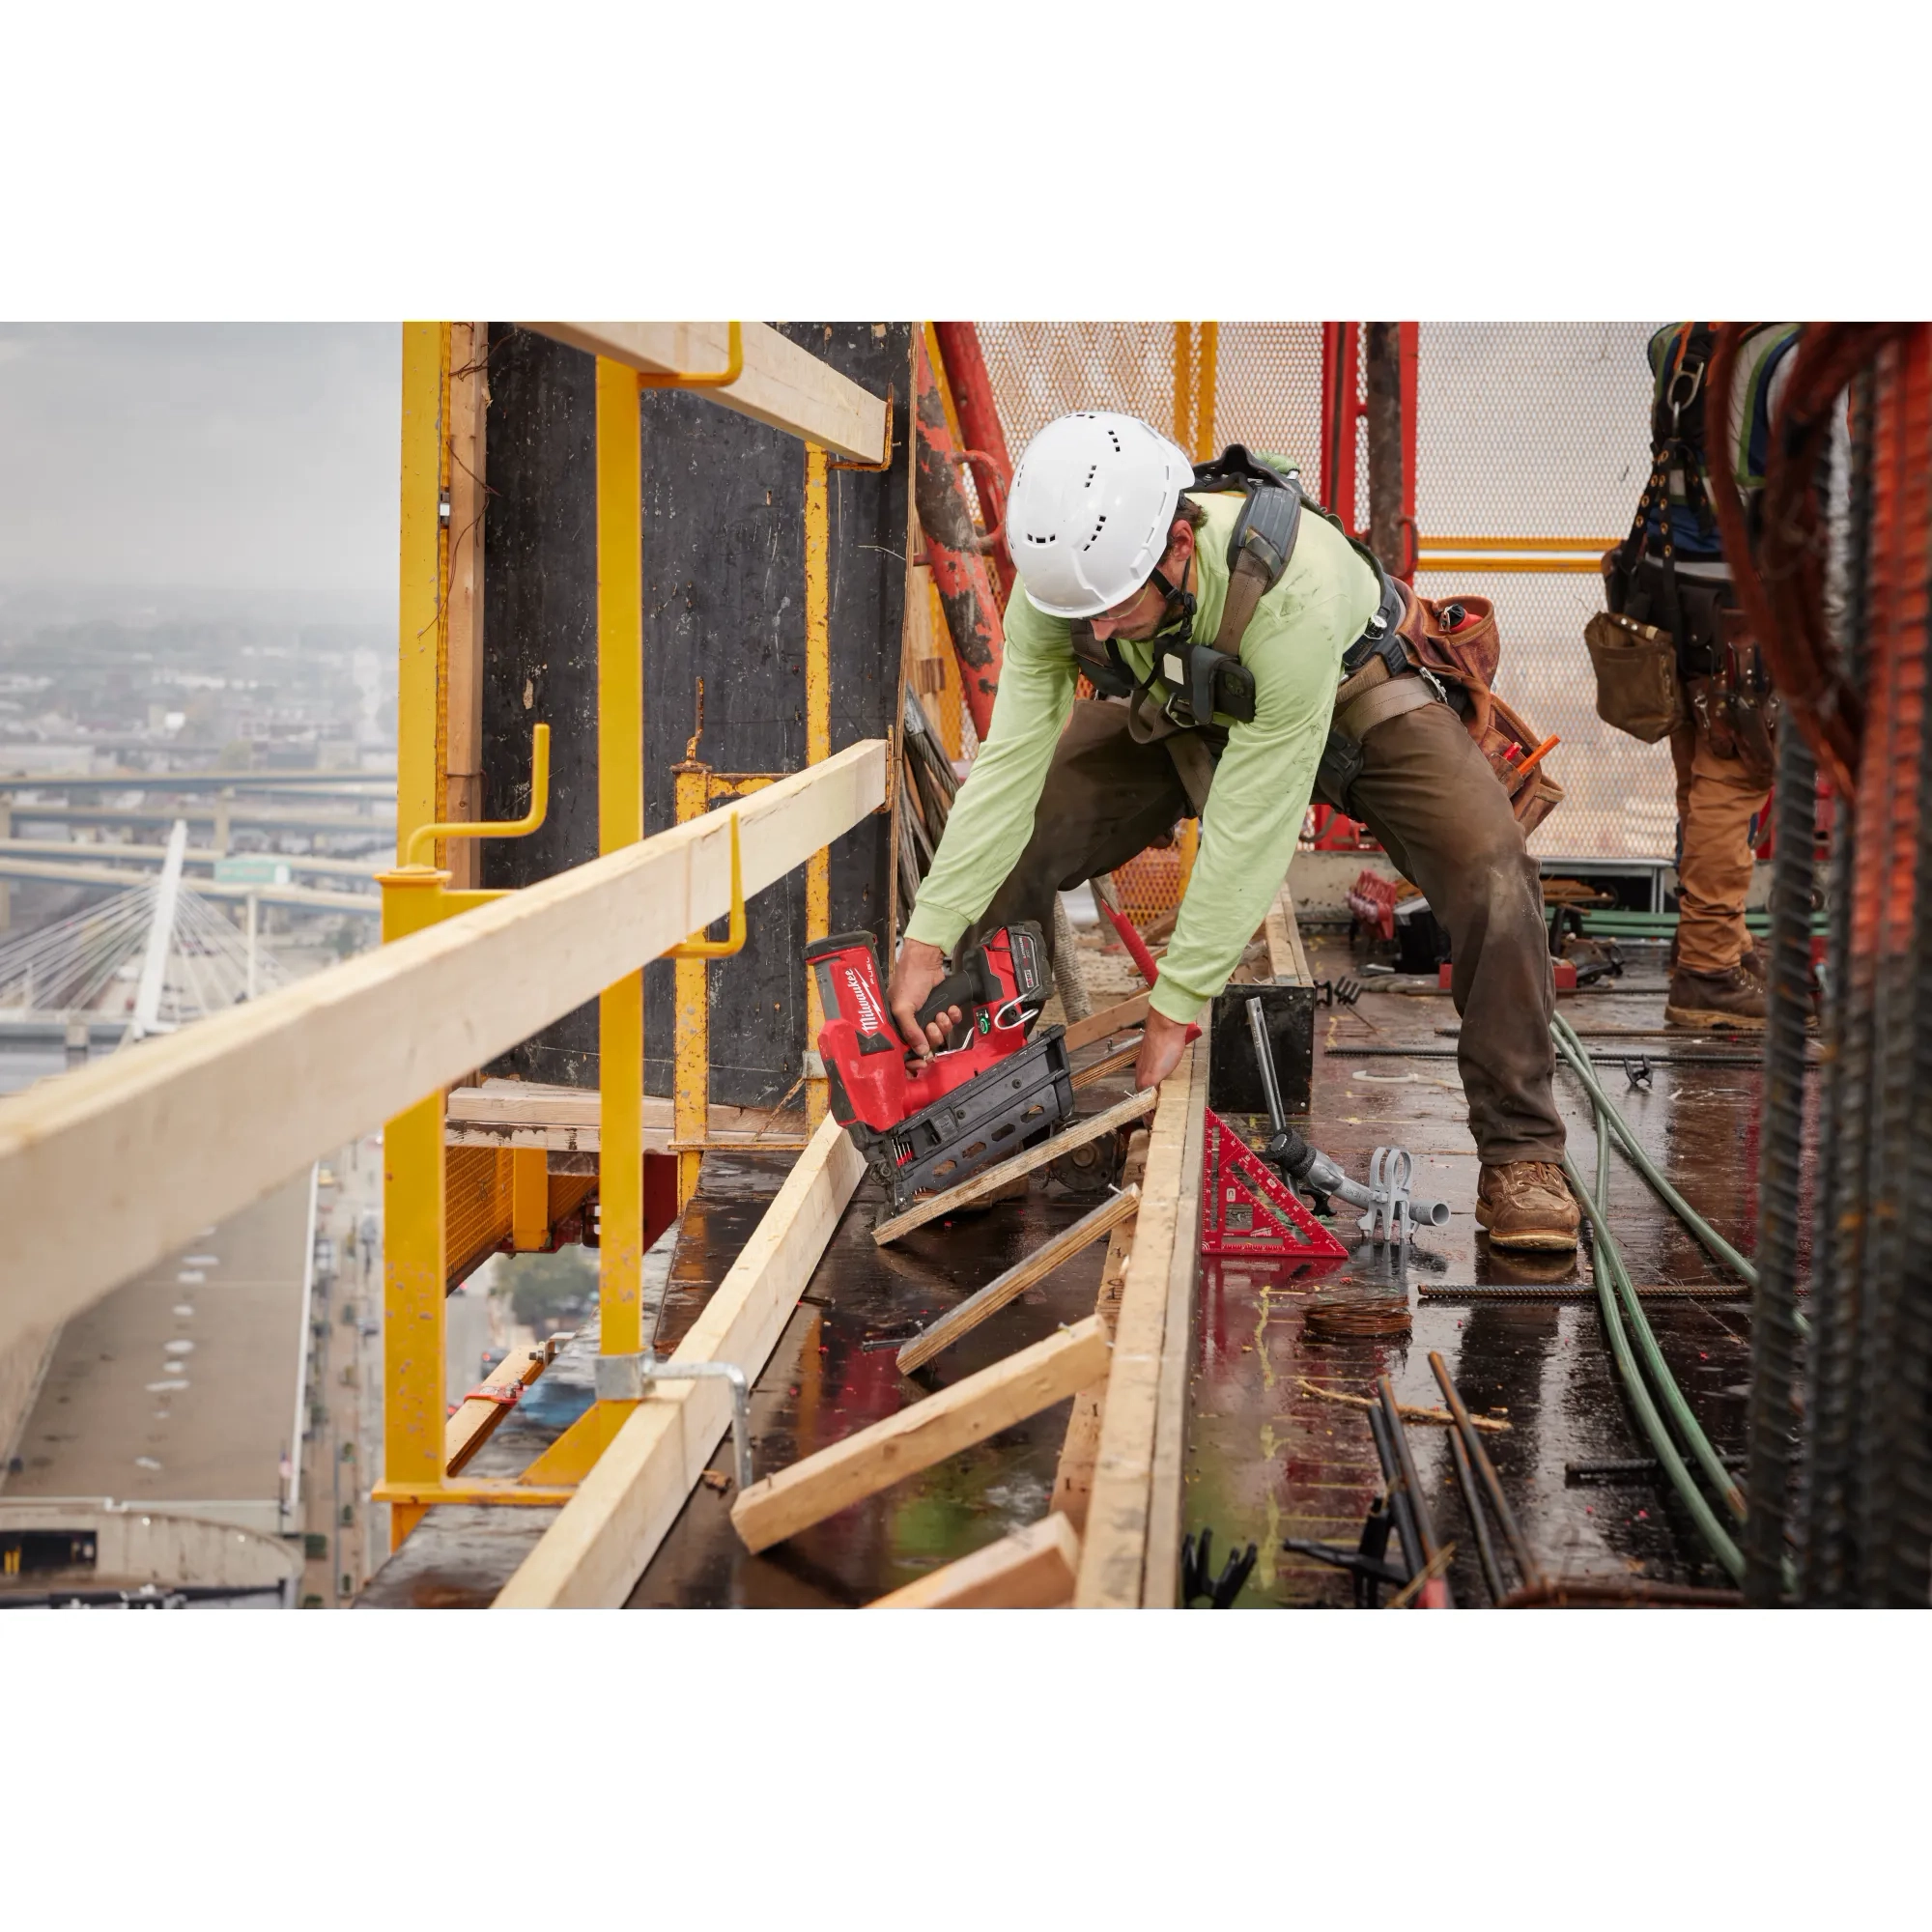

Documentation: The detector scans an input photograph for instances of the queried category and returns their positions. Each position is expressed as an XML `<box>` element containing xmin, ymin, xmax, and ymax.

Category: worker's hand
<box><xmin>1135</xmin><ymin>1009</ymin><xmax>1194</xmax><ymax>1090</ymax></box>
<box><xmin>888</xmin><ymin>937</ymin><xmax>960</xmax><ymax>1060</ymax></box>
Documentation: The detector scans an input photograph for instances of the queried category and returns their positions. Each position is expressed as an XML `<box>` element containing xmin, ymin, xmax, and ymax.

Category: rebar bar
<box><xmin>1443</xmin><ymin>1427</ymin><xmax>1505</xmax><ymax>1605</ymax></box>
<box><xmin>1427</xmin><ymin>1350</ymin><xmax>1544</xmax><ymax>1592</ymax></box>
<box><xmin>1376</xmin><ymin>1374</ymin><xmax>1454</xmax><ymax>1606</ymax></box>
<box><xmin>1745</xmin><ymin>722</ymin><xmax>1815</xmax><ymax>1604</ymax></box>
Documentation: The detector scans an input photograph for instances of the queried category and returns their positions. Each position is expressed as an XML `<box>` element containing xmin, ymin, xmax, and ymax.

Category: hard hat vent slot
<box><xmin>1085</xmin><ymin>466</ymin><xmax>1096</xmax><ymax>488</ymax></box>
<box><xmin>1082</xmin><ymin>514</ymin><xmax>1108</xmax><ymax>552</ymax></box>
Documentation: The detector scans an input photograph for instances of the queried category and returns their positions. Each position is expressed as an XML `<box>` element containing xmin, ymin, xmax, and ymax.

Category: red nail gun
<box><xmin>807</xmin><ymin>922</ymin><xmax>1074</xmax><ymax>1213</ymax></box>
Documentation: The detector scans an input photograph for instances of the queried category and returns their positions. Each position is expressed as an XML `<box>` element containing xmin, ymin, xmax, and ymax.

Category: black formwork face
<box><xmin>479</xmin><ymin>324</ymin><xmax>913</xmax><ymax>1106</ymax></box>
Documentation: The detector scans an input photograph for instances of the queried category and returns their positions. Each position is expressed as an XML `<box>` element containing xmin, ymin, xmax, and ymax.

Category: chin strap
<box><xmin>1145</xmin><ymin>553</ymin><xmax>1197</xmax><ymax>641</ymax></box>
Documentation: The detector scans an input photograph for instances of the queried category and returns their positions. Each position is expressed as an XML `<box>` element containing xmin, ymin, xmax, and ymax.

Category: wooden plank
<box><xmin>1071</xmin><ymin>1043</ymin><xmax>1140</xmax><ymax>1091</ymax></box>
<box><xmin>870</xmin><ymin>1089</ymin><xmax>1157</xmax><ymax>1247</ymax></box>
<box><xmin>1143</xmin><ymin>1041</ymin><xmax>1209</xmax><ymax>1606</ymax></box>
<box><xmin>1074</xmin><ymin>1040</ymin><xmax>1203</xmax><ymax>1608</ymax></box>
<box><xmin>444</xmin><ymin>1083</ymin><xmax>794</xmax><ymax>1154</ymax></box>
<box><xmin>1264</xmin><ymin>883</ymin><xmax>1313</xmax><ymax>986</ymax></box>
<box><xmin>0</xmin><ymin>739</ymin><xmax>886</xmax><ymax>1356</ymax></box>
<box><xmin>896</xmin><ymin>1187</ymin><xmax>1139</xmax><ymax>1375</ymax></box>
<box><xmin>443</xmin><ymin>320</ymin><xmax>490</xmax><ymax>890</ymax></box>
<box><xmin>867</xmin><ymin>1513</ymin><xmax>1081</xmax><ymax>1608</ymax></box>
<box><xmin>1049</xmin><ymin>1133</ymin><xmax>1148</xmax><ymax>1534</ymax></box>
<box><xmin>444</xmin><ymin>1339</ymin><xmax>553</xmax><ymax>1478</ymax></box>
<box><xmin>1063</xmin><ymin>993</ymin><xmax>1151</xmax><ymax>1054</ymax></box>
<box><xmin>730</xmin><ymin>1318</ymin><xmax>1110</xmax><ymax>1555</ymax></box>
<box><xmin>520</xmin><ymin>322</ymin><xmax>889</xmax><ymax>465</ymax></box>
<box><xmin>493</xmin><ymin>1114</ymin><xmax>865</xmax><ymax>1606</ymax></box>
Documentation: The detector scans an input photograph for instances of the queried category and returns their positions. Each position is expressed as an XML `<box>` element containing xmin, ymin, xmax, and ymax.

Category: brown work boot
<box><xmin>1476</xmin><ymin>1161</ymin><xmax>1580</xmax><ymax>1252</ymax></box>
<box><xmin>1665</xmin><ymin>962</ymin><xmax>1767</xmax><ymax>1030</ymax></box>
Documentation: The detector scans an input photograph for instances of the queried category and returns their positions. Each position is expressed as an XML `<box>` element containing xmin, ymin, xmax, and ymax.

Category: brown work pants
<box><xmin>1669</xmin><ymin>713</ymin><xmax>1770</xmax><ymax>974</ymax></box>
<box><xmin>962</xmin><ymin>696</ymin><xmax>1565</xmax><ymax>1167</ymax></box>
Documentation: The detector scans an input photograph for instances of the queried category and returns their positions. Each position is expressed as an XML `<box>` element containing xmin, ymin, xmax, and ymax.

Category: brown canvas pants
<box><xmin>961</xmin><ymin>696</ymin><xmax>1565</xmax><ymax>1167</ymax></box>
<box><xmin>1669</xmin><ymin>713</ymin><xmax>1770</xmax><ymax>974</ymax></box>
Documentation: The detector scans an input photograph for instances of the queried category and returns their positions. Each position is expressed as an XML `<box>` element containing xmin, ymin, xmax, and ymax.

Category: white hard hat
<box><xmin>1005</xmin><ymin>412</ymin><xmax>1197</xmax><ymax>618</ymax></box>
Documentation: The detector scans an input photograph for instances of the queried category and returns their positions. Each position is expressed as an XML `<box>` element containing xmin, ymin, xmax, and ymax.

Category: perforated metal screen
<box><xmin>975</xmin><ymin>320</ymin><xmax>1673</xmax><ymax>886</ymax></box>
<box><xmin>1415</xmin><ymin>322</ymin><xmax>1667</xmax><ymax>860</ymax></box>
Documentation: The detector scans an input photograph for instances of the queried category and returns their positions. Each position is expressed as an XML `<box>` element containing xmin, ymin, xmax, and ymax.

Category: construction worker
<box><xmin>887</xmin><ymin>412</ymin><xmax>1579</xmax><ymax>1251</ymax></box>
<box><xmin>1603</xmin><ymin>323</ymin><xmax>1799</xmax><ymax>1029</ymax></box>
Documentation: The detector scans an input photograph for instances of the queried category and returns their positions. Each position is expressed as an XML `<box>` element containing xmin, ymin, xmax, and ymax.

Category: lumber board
<box><xmin>444</xmin><ymin>1082</ymin><xmax>794</xmax><ymax>1153</ymax></box>
<box><xmin>1062</xmin><ymin>992</ymin><xmax>1151</xmax><ymax>1054</ymax></box>
<box><xmin>1074</xmin><ymin>1039</ymin><xmax>1205</xmax><ymax>1607</ymax></box>
<box><xmin>444</xmin><ymin>1341</ymin><xmax>552</xmax><ymax>1478</ymax></box>
<box><xmin>1071</xmin><ymin>1043</ymin><xmax>1141</xmax><ymax>1091</ymax></box>
<box><xmin>1143</xmin><ymin>1043</ymin><xmax>1209</xmax><ymax>1606</ymax></box>
<box><xmin>870</xmin><ymin>1089</ymin><xmax>1157</xmax><ymax>1247</ymax></box>
<box><xmin>730</xmin><ymin>1317</ymin><xmax>1109</xmax><ymax>1554</ymax></box>
<box><xmin>867</xmin><ymin>1512</ymin><xmax>1081</xmax><ymax>1608</ymax></box>
<box><xmin>896</xmin><ymin>1187</ymin><xmax>1140</xmax><ymax>1375</ymax></box>
<box><xmin>1263</xmin><ymin>883</ymin><xmax>1313</xmax><ymax>986</ymax></box>
<box><xmin>0</xmin><ymin>740</ymin><xmax>885</xmax><ymax>1357</ymax></box>
<box><xmin>493</xmin><ymin>1114</ymin><xmax>865</xmax><ymax>1607</ymax></box>
<box><xmin>1049</xmin><ymin>1133</ymin><xmax>1148</xmax><ymax>1534</ymax></box>
<box><xmin>520</xmin><ymin>322</ymin><xmax>889</xmax><ymax>465</ymax></box>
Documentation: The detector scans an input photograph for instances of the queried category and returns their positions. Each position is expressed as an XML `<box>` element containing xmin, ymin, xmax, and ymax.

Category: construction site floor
<box><xmin>362</xmin><ymin>929</ymin><xmax>1782</xmax><ymax>1609</ymax></box>
<box><xmin>1192</xmin><ymin>932</ymin><xmax>1775</xmax><ymax>1606</ymax></box>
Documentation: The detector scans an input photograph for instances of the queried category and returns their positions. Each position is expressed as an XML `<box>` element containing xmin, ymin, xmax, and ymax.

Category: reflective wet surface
<box><xmin>1185</xmin><ymin>934</ymin><xmax>1790</xmax><ymax>1606</ymax></box>
<box><xmin>363</xmin><ymin>933</ymin><xmax>1793</xmax><ymax>1610</ymax></box>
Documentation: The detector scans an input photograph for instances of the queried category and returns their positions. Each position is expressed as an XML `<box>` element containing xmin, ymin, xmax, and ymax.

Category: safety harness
<box><xmin>1068</xmin><ymin>444</ymin><xmax>1405</xmax><ymax>730</ymax></box>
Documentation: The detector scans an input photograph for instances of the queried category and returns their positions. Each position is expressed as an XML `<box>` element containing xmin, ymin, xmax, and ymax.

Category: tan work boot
<box><xmin>1666</xmin><ymin>962</ymin><xmax>1767</xmax><ymax>1030</ymax></box>
<box><xmin>1476</xmin><ymin>1161</ymin><xmax>1580</xmax><ymax>1251</ymax></box>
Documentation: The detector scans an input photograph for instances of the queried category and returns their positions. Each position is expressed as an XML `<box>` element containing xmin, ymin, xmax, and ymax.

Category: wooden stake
<box><xmin>867</xmin><ymin>1513</ymin><xmax>1081</xmax><ymax>1608</ymax></box>
<box><xmin>730</xmin><ymin>1317</ymin><xmax>1109</xmax><ymax>1553</ymax></box>
<box><xmin>870</xmin><ymin>1089</ymin><xmax>1157</xmax><ymax>1247</ymax></box>
<box><xmin>895</xmin><ymin>1187</ymin><xmax>1139</xmax><ymax>1375</ymax></box>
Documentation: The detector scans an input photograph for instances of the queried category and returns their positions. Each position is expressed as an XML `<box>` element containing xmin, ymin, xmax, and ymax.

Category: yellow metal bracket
<box><xmin>666</xmin><ymin>812</ymin><xmax>747</xmax><ymax>960</ymax></box>
<box><xmin>405</xmin><ymin>723</ymin><xmax>550</xmax><ymax>868</ymax></box>
<box><xmin>637</xmin><ymin>322</ymin><xmax>744</xmax><ymax>390</ymax></box>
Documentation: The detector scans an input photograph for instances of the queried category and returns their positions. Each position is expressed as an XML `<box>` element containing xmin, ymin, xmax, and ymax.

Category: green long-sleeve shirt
<box><xmin>905</xmin><ymin>487</ymin><xmax>1380</xmax><ymax>1024</ymax></box>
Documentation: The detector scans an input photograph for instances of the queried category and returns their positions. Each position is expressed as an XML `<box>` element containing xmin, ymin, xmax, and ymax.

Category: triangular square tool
<box><xmin>1200</xmin><ymin>1107</ymin><xmax>1350</xmax><ymax>1259</ymax></box>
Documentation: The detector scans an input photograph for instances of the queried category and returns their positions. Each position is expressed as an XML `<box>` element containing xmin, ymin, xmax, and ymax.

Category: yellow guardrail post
<box><xmin>671</xmin><ymin>737</ymin><xmax>710</xmax><ymax>1208</ymax></box>
<box><xmin>804</xmin><ymin>441</ymin><xmax>832</xmax><ymax>1127</ymax></box>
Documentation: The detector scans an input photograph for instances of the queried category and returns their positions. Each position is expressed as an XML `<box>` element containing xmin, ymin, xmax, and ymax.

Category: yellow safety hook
<box><xmin>668</xmin><ymin>812</ymin><xmax>747</xmax><ymax>959</ymax></box>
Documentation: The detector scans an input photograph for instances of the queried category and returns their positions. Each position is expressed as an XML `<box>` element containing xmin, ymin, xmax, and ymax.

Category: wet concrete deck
<box><xmin>363</xmin><ymin>928</ymin><xmax>1786</xmax><ymax>1609</ymax></box>
<box><xmin>1188</xmin><ymin>933</ymin><xmax>1780</xmax><ymax>1606</ymax></box>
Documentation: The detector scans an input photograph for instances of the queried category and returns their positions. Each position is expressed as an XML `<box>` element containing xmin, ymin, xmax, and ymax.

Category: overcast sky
<box><xmin>0</xmin><ymin>324</ymin><xmax>398</xmax><ymax>612</ymax></box>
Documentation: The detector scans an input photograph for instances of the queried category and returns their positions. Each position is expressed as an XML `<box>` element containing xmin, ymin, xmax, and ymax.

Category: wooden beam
<box><xmin>1074</xmin><ymin>1037</ymin><xmax>1207</xmax><ymax>1607</ymax></box>
<box><xmin>895</xmin><ymin>1187</ymin><xmax>1139</xmax><ymax>1375</ymax></box>
<box><xmin>1049</xmin><ymin>1133</ymin><xmax>1148</xmax><ymax>1533</ymax></box>
<box><xmin>494</xmin><ymin>1113</ymin><xmax>866</xmax><ymax>1607</ymax></box>
<box><xmin>1144</xmin><ymin>1050</ymin><xmax>1209</xmax><ymax>1606</ymax></box>
<box><xmin>444</xmin><ymin>1340</ymin><xmax>552</xmax><ymax>1478</ymax></box>
<box><xmin>867</xmin><ymin>1513</ymin><xmax>1081</xmax><ymax>1608</ymax></box>
<box><xmin>0</xmin><ymin>739</ymin><xmax>886</xmax><ymax>1357</ymax></box>
<box><xmin>1071</xmin><ymin>1043</ymin><xmax>1140</xmax><ymax>1091</ymax></box>
<box><xmin>870</xmin><ymin>1089</ymin><xmax>1157</xmax><ymax>1247</ymax></box>
<box><xmin>443</xmin><ymin>319</ymin><xmax>489</xmax><ymax>890</ymax></box>
<box><xmin>730</xmin><ymin>1317</ymin><xmax>1109</xmax><ymax>1554</ymax></box>
<box><xmin>1062</xmin><ymin>993</ymin><xmax>1151</xmax><ymax>1054</ymax></box>
<box><xmin>444</xmin><ymin>1082</ymin><xmax>800</xmax><ymax>1155</ymax></box>
<box><xmin>1264</xmin><ymin>883</ymin><xmax>1313</xmax><ymax>986</ymax></box>
<box><xmin>518</xmin><ymin>322</ymin><xmax>889</xmax><ymax>466</ymax></box>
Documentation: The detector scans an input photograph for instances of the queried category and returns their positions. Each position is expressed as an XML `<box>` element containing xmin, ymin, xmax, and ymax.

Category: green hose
<box><xmin>1565</xmin><ymin>1145</ymin><xmax>1745</xmax><ymax>1582</ymax></box>
<box><xmin>1550</xmin><ymin>1011</ymin><xmax>1759</xmax><ymax>1287</ymax></box>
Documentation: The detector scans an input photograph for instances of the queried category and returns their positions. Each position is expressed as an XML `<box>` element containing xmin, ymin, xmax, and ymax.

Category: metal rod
<box><xmin>1444</xmin><ymin>1427</ymin><xmax>1506</xmax><ymax>1604</ymax></box>
<box><xmin>1746</xmin><ymin>721</ymin><xmax>1815</xmax><ymax>1605</ymax></box>
<box><xmin>1418</xmin><ymin>1283</ymin><xmax>1746</xmax><ymax>1302</ymax></box>
<box><xmin>1245</xmin><ymin>992</ymin><xmax>1290</xmax><ymax>1136</ymax></box>
<box><xmin>1376</xmin><ymin>1374</ymin><xmax>1454</xmax><ymax>1605</ymax></box>
<box><xmin>1427</xmin><ymin>1350</ymin><xmax>1544</xmax><ymax>1592</ymax></box>
<box><xmin>1364</xmin><ymin>1401</ymin><xmax>1424</xmax><ymax>1583</ymax></box>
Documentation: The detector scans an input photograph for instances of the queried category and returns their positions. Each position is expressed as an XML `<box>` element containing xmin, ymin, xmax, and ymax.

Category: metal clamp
<box><xmin>460</xmin><ymin>1383</ymin><xmax>523</xmax><ymax>1407</ymax></box>
<box><xmin>593</xmin><ymin>1352</ymin><xmax>753</xmax><ymax>1492</ymax></box>
<box><xmin>636</xmin><ymin>322</ymin><xmax>744</xmax><ymax>391</ymax></box>
<box><xmin>1358</xmin><ymin>1147</ymin><xmax>1414</xmax><ymax>1247</ymax></box>
<box><xmin>406</xmin><ymin>723</ymin><xmax>551</xmax><ymax>867</ymax></box>
<box><xmin>665</xmin><ymin>812</ymin><xmax>747</xmax><ymax>960</ymax></box>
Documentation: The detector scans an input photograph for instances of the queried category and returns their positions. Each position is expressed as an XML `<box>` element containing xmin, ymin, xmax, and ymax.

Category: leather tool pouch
<box><xmin>1584</xmin><ymin>608</ymin><xmax>1684</xmax><ymax>743</ymax></box>
<box><xmin>1396</xmin><ymin>588</ymin><xmax>1503</xmax><ymax>743</ymax></box>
